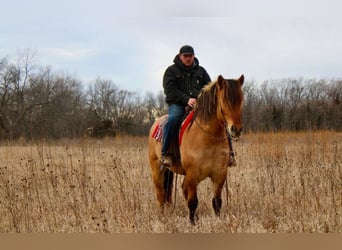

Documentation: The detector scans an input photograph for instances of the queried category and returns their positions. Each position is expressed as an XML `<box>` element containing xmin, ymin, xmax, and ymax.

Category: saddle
<box><xmin>151</xmin><ymin>110</ymin><xmax>195</xmax><ymax>166</ymax></box>
<box><xmin>151</xmin><ymin>110</ymin><xmax>195</xmax><ymax>145</ymax></box>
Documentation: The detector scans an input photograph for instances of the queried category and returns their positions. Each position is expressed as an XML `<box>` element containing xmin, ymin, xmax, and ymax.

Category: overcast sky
<box><xmin>1</xmin><ymin>0</ymin><xmax>341</xmax><ymax>94</ymax></box>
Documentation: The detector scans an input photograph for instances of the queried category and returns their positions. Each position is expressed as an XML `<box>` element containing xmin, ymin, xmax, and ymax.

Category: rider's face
<box><xmin>179</xmin><ymin>54</ymin><xmax>195</xmax><ymax>67</ymax></box>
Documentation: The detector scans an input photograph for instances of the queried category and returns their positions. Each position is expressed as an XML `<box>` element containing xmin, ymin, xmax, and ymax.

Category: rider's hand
<box><xmin>187</xmin><ymin>98</ymin><xmax>197</xmax><ymax>108</ymax></box>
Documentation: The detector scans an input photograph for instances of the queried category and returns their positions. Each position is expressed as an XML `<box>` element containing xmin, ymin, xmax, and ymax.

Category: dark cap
<box><xmin>179</xmin><ymin>45</ymin><xmax>194</xmax><ymax>55</ymax></box>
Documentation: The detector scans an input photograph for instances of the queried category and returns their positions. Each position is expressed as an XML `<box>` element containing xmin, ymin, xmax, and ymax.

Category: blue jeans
<box><xmin>161</xmin><ymin>104</ymin><xmax>186</xmax><ymax>155</ymax></box>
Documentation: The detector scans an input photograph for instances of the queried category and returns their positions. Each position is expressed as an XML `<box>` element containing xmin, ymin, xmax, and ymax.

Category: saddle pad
<box><xmin>151</xmin><ymin>111</ymin><xmax>195</xmax><ymax>145</ymax></box>
<box><xmin>151</xmin><ymin>115</ymin><xmax>168</xmax><ymax>142</ymax></box>
<box><xmin>178</xmin><ymin>111</ymin><xmax>195</xmax><ymax>145</ymax></box>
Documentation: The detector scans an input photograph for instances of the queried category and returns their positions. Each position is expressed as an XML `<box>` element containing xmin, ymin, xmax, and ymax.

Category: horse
<box><xmin>148</xmin><ymin>74</ymin><xmax>244</xmax><ymax>225</ymax></box>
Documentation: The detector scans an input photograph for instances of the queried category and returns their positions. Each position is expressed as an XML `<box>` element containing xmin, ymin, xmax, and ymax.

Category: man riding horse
<box><xmin>161</xmin><ymin>45</ymin><xmax>236</xmax><ymax>169</ymax></box>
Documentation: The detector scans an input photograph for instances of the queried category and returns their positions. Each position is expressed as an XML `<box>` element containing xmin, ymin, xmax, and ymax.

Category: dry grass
<box><xmin>0</xmin><ymin>132</ymin><xmax>340</xmax><ymax>233</ymax></box>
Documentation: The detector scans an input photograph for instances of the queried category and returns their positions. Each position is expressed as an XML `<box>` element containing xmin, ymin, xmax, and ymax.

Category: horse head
<box><xmin>216</xmin><ymin>74</ymin><xmax>244</xmax><ymax>139</ymax></box>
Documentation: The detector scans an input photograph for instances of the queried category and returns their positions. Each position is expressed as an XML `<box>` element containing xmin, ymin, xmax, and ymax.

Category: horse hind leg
<box><xmin>152</xmin><ymin>173</ymin><xmax>166</xmax><ymax>207</ymax></box>
<box><xmin>151</xmin><ymin>168</ymin><xmax>174</xmax><ymax>207</ymax></box>
<box><xmin>150</xmin><ymin>156</ymin><xmax>167</xmax><ymax>207</ymax></box>
<box><xmin>149</xmin><ymin>121</ymin><xmax>174</xmax><ymax>208</ymax></box>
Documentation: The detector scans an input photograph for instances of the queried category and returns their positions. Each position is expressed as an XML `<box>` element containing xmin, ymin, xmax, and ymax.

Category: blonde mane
<box><xmin>195</xmin><ymin>78</ymin><xmax>243</xmax><ymax>123</ymax></box>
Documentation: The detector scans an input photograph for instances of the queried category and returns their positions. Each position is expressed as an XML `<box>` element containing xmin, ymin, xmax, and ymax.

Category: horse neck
<box><xmin>195</xmin><ymin>113</ymin><xmax>226</xmax><ymax>137</ymax></box>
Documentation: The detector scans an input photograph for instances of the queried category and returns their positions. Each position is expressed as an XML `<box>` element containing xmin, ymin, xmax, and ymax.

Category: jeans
<box><xmin>161</xmin><ymin>104</ymin><xmax>186</xmax><ymax>155</ymax></box>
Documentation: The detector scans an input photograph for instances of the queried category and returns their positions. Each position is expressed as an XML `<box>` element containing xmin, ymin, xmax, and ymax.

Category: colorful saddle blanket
<box><xmin>151</xmin><ymin>111</ymin><xmax>195</xmax><ymax>145</ymax></box>
<box><xmin>151</xmin><ymin>116</ymin><xmax>167</xmax><ymax>142</ymax></box>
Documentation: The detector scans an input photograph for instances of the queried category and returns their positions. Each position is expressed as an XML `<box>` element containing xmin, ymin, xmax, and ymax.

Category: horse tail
<box><xmin>163</xmin><ymin>169</ymin><xmax>174</xmax><ymax>203</ymax></box>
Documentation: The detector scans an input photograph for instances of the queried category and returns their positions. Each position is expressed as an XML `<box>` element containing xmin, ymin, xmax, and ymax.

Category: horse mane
<box><xmin>194</xmin><ymin>78</ymin><xmax>243</xmax><ymax>123</ymax></box>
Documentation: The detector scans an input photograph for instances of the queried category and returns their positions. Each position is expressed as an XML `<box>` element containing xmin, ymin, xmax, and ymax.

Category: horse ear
<box><xmin>238</xmin><ymin>74</ymin><xmax>244</xmax><ymax>86</ymax></box>
<box><xmin>217</xmin><ymin>75</ymin><xmax>225</xmax><ymax>89</ymax></box>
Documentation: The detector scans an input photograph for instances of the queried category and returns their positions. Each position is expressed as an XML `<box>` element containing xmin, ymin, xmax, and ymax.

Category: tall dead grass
<box><xmin>0</xmin><ymin>132</ymin><xmax>340</xmax><ymax>232</ymax></box>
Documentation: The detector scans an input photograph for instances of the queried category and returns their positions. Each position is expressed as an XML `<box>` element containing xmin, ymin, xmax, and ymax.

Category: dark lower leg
<box><xmin>188</xmin><ymin>196</ymin><xmax>198</xmax><ymax>225</ymax></box>
<box><xmin>212</xmin><ymin>197</ymin><xmax>222</xmax><ymax>216</ymax></box>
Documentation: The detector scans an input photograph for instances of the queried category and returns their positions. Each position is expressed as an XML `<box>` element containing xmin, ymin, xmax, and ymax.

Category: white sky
<box><xmin>1</xmin><ymin>0</ymin><xmax>341</xmax><ymax>94</ymax></box>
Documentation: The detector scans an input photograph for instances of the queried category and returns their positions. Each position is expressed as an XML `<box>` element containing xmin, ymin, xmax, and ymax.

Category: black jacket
<box><xmin>163</xmin><ymin>55</ymin><xmax>211</xmax><ymax>106</ymax></box>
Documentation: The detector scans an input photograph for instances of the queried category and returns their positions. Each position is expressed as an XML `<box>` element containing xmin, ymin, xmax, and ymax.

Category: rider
<box><xmin>161</xmin><ymin>45</ymin><xmax>211</xmax><ymax>168</ymax></box>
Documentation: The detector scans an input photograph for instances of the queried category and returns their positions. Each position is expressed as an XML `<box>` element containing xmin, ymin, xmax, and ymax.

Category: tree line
<box><xmin>243</xmin><ymin>78</ymin><xmax>341</xmax><ymax>132</ymax></box>
<box><xmin>0</xmin><ymin>51</ymin><xmax>340</xmax><ymax>140</ymax></box>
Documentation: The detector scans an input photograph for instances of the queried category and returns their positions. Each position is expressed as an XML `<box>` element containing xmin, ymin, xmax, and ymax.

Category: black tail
<box><xmin>163</xmin><ymin>169</ymin><xmax>174</xmax><ymax>203</ymax></box>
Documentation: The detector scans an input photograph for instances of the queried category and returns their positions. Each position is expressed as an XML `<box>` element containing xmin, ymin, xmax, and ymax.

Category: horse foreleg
<box><xmin>212</xmin><ymin>196</ymin><xmax>222</xmax><ymax>217</ymax></box>
<box><xmin>183</xmin><ymin>176</ymin><xmax>198</xmax><ymax>225</ymax></box>
<box><xmin>189</xmin><ymin>195</ymin><xmax>198</xmax><ymax>225</ymax></box>
<box><xmin>211</xmin><ymin>174</ymin><xmax>226</xmax><ymax>217</ymax></box>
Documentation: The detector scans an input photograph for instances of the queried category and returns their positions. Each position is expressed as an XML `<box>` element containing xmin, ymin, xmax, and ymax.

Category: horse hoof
<box><xmin>190</xmin><ymin>216</ymin><xmax>196</xmax><ymax>225</ymax></box>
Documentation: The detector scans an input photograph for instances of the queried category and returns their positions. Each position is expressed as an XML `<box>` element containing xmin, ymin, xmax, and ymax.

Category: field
<box><xmin>0</xmin><ymin>131</ymin><xmax>341</xmax><ymax>233</ymax></box>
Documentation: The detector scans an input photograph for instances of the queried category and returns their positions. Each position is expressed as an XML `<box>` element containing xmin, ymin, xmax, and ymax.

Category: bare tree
<box><xmin>1</xmin><ymin>50</ymin><xmax>341</xmax><ymax>140</ymax></box>
<box><xmin>0</xmin><ymin>49</ymin><xmax>40</xmax><ymax>138</ymax></box>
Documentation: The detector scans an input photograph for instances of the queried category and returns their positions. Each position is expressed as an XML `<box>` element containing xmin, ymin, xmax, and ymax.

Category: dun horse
<box><xmin>148</xmin><ymin>74</ymin><xmax>244</xmax><ymax>224</ymax></box>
